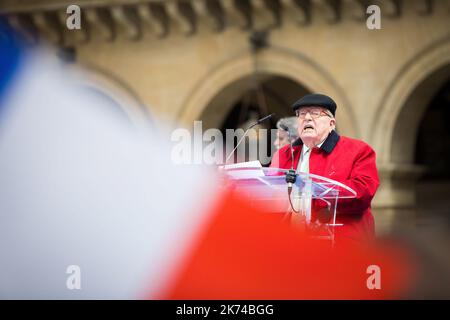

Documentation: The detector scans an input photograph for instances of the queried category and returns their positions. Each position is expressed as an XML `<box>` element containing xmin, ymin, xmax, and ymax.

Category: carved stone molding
<box><xmin>0</xmin><ymin>0</ymin><xmax>445</xmax><ymax>45</ymax></box>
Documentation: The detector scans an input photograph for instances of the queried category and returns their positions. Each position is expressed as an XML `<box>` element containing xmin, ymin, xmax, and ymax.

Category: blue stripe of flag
<box><xmin>0</xmin><ymin>18</ymin><xmax>23</xmax><ymax>109</ymax></box>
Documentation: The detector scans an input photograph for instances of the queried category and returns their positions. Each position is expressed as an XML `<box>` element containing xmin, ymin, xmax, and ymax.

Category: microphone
<box><xmin>278</xmin><ymin>123</ymin><xmax>289</xmax><ymax>132</ymax></box>
<box><xmin>225</xmin><ymin>113</ymin><xmax>274</xmax><ymax>164</ymax></box>
<box><xmin>278</xmin><ymin>122</ymin><xmax>296</xmax><ymax>178</ymax></box>
<box><xmin>257</xmin><ymin>113</ymin><xmax>274</xmax><ymax>124</ymax></box>
<box><xmin>278</xmin><ymin>124</ymin><xmax>295</xmax><ymax>169</ymax></box>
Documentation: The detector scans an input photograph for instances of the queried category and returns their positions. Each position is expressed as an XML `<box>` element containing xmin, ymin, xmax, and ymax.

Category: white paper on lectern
<box><xmin>221</xmin><ymin>160</ymin><xmax>265</xmax><ymax>179</ymax></box>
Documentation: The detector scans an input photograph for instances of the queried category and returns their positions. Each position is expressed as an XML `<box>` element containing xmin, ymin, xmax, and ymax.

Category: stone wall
<box><xmin>2</xmin><ymin>0</ymin><xmax>450</xmax><ymax>232</ymax></box>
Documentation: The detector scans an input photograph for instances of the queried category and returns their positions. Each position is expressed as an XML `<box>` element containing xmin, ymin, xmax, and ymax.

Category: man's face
<box><xmin>297</xmin><ymin>107</ymin><xmax>335</xmax><ymax>146</ymax></box>
<box><xmin>274</xmin><ymin>129</ymin><xmax>290</xmax><ymax>150</ymax></box>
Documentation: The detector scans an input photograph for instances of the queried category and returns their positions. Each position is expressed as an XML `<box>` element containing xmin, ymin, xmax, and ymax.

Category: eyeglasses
<box><xmin>295</xmin><ymin>108</ymin><xmax>331</xmax><ymax>119</ymax></box>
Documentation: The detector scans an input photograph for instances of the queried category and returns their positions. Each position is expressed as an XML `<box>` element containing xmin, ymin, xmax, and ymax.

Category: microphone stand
<box><xmin>225</xmin><ymin>113</ymin><xmax>274</xmax><ymax>164</ymax></box>
<box><xmin>279</xmin><ymin>124</ymin><xmax>299</xmax><ymax>213</ymax></box>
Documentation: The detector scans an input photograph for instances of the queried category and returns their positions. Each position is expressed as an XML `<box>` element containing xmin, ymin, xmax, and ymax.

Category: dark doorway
<box><xmin>219</xmin><ymin>75</ymin><xmax>309</xmax><ymax>165</ymax></box>
<box><xmin>415</xmin><ymin>78</ymin><xmax>450</xmax><ymax>227</ymax></box>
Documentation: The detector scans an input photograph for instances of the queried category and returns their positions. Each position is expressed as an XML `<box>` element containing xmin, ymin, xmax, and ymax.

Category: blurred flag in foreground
<box><xmin>0</xmin><ymin>21</ymin><xmax>416</xmax><ymax>299</ymax></box>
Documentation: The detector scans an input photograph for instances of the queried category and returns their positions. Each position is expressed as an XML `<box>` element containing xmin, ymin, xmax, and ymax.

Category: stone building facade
<box><xmin>2</xmin><ymin>0</ymin><xmax>450</xmax><ymax>233</ymax></box>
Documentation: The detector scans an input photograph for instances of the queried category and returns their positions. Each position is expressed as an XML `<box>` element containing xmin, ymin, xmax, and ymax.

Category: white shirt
<box><xmin>291</xmin><ymin>139</ymin><xmax>326</xmax><ymax>222</ymax></box>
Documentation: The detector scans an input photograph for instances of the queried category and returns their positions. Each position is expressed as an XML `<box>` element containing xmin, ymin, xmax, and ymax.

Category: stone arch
<box><xmin>371</xmin><ymin>37</ymin><xmax>450</xmax><ymax>165</ymax></box>
<box><xmin>178</xmin><ymin>46</ymin><xmax>358</xmax><ymax>137</ymax></box>
<box><xmin>68</xmin><ymin>63</ymin><xmax>150</xmax><ymax>125</ymax></box>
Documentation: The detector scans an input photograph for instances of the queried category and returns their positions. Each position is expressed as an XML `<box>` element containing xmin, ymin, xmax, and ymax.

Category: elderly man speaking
<box><xmin>271</xmin><ymin>93</ymin><xmax>379</xmax><ymax>242</ymax></box>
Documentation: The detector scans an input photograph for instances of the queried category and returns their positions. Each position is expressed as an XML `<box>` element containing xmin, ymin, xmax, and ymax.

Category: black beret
<box><xmin>292</xmin><ymin>93</ymin><xmax>337</xmax><ymax>116</ymax></box>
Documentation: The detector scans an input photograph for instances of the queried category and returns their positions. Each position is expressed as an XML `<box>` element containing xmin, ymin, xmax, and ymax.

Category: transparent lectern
<box><xmin>222</xmin><ymin>166</ymin><xmax>357</xmax><ymax>245</ymax></box>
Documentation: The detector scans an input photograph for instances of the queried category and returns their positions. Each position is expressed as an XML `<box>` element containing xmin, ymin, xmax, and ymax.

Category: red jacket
<box><xmin>270</xmin><ymin>130</ymin><xmax>379</xmax><ymax>242</ymax></box>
